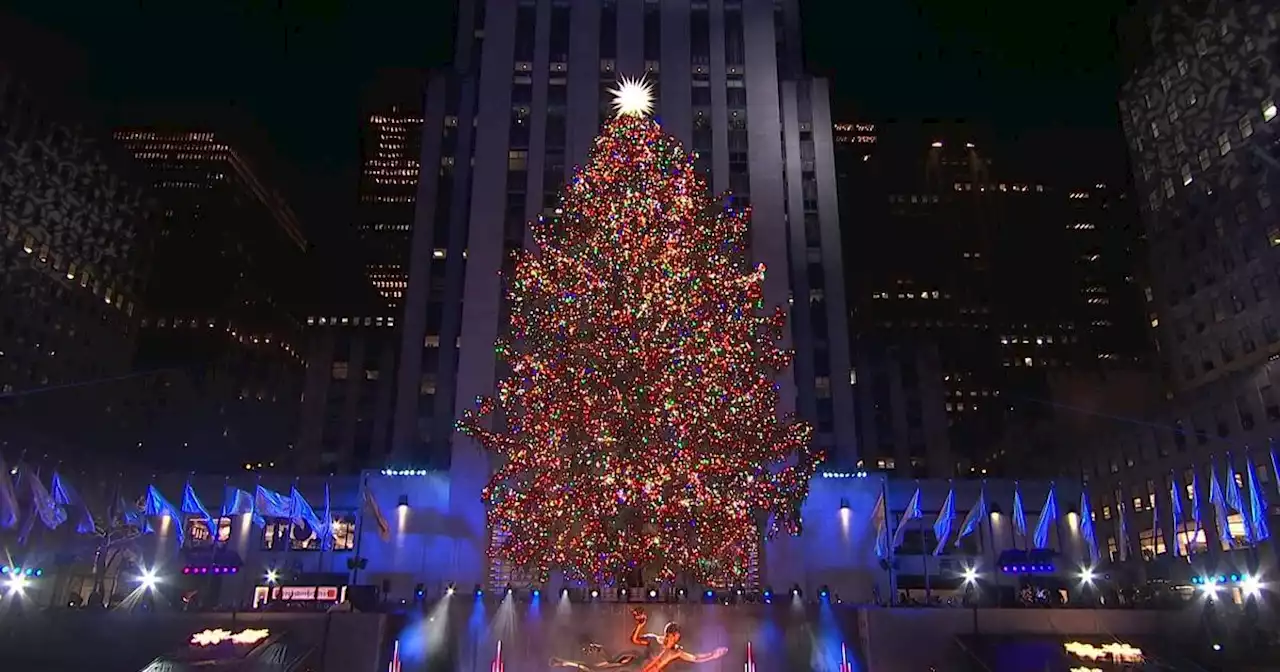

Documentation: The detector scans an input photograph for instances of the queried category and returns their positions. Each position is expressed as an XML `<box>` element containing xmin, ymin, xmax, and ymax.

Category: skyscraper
<box><xmin>392</xmin><ymin>0</ymin><xmax>853</xmax><ymax>476</ymax></box>
<box><xmin>1036</xmin><ymin>0</ymin><xmax>1280</xmax><ymax>558</ymax></box>
<box><xmin>0</xmin><ymin>64</ymin><xmax>155</xmax><ymax>457</ymax></box>
<box><xmin>356</xmin><ymin>72</ymin><xmax>426</xmax><ymax>309</ymax></box>
<box><xmin>113</xmin><ymin>126</ymin><xmax>308</xmax><ymax>470</ymax></box>
<box><xmin>834</xmin><ymin>120</ymin><xmax>1147</xmax><ymax>475</ymax></box>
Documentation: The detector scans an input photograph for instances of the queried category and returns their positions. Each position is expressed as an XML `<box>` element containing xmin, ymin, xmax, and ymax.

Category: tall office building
<box><xmin>357</xmin><ymin>73</ymin><xmax>426</xmax><ymax>309</ymax></box>
<box><xmin>389</xmin><ymin>0</ymin><xmax>854</xmax><ymax>584</ymax></box>
<box><xmin>1036</xmin><ymin>0</ymin><xmax>1280</xmax><ymax>559</ymax></box>
<box><xmin>391</xmin><ymin>0</ymin><xmax>853</xmax><ymax>473</ymax></box>
<box><xmin>0</xmin><ymin>64</ymin><xmax>155</xmax><ymax>457</ymax></box>
<box><xmin>113</xmin><ymin>127</ymin><xmax>308</xmax><ymax>470</ymax></box>
<box><xmin>834</xmin><ymin>120</ymin><xmax>1147</xmax><ymax>475</ymax></box>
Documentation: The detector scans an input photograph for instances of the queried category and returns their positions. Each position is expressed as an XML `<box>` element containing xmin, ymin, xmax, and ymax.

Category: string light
<box><xmin>458</xmin><ymin>111</ymin><xmax>819</xmax><ymax>585</ymax></box>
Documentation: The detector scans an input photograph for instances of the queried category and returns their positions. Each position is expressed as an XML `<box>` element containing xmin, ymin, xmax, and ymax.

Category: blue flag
<box><xmin>1012</xmin><ymin>483</ymin><xmax>1028</xmax><ymax>540</ymax></box>
<box><xmin>1209</xmin><ymin>464</ymin><xmax>1233</xmax><ymax>549</ymax></box>
<box><xmin>289</xmin><ymin>486</ymin><xmax>324</xmax><ymax>536</ymax></box>
<box><xmin>871</xmin><ymin>488</ymin><xmax>888</xmax><ymax>559</ymax></box>
<box><xmin>933</xmin><ymin>487</ymin><xmax>955</xmax><ymax>555</ymax></box>
<box><xmin>891</xmin><ymin>488</ymin><xmax>922</xmax><ymax>549</ymax></box>
<box><xmin>1190</xmin><ymin>471</ymin><xmax>1204</xmax><ymax>552</ymax></box>
<box><xmin>1117</xmin><ymin>501</ymin><xmax>1131</xmax><ymax>561</ymax></box>
<box><xmin>1218</xmin><ymin>455</ymin><xmax>1249</xmax><ymax>545</ymax></box>
<box><xmin>321</xmin><ymin>483</ymin><xmax>333</xmax><ymax>551</ymax></box>
<box><xmin>255</xmin><ymin>485</ymin><xmax>292</xmax><ymax>519</ymax></box>
<box><xmin>29</xmin><ymin>469</ymin><xmax>67</xmax><ymax>530</ymax></box>
<box><xmin>1170</xmin><ymin>476</ymin><xmax>1185</xmax><ymax>557</ymax></box>
<box><xmin>955</xmin><ymin>487</ymin><xmax>986</xmax><ymax>547</ymax></box>
<box><xmin>1247</xmin><ymin>458</ymin><xmax>1270</xmax><ymax>542</ymax></box>
<box><xmin>143</xmin><ymin>485</ymin><xmax>185</xmax><ymax>547</ymax></box>
<box><xmin>1032</xmin><ymin>484</ymin><xmax>1057</xmax><ymax>549</ymax></box>
<box><xmin>222</xmin><ymin>487</ymin><xmax>258</xmax><ymax>525</ymax></box>
<box><xmin>1271</xmin><ymin>440</ymin><xmax>1280</xmax><ymax>499</ymax></box>
<box><xmin>1079</xmin><ymin>490</ymin><xmax>1100</xmax><ymax>565</ymax></box>
<box><xmin>51</xmin><ymin>472</ymin><xmax>95</xmax><ymax>534</ymax></box>
<box><xmin>0</xmin><ymin>455</ymin><xmax>20</xmax><ymax>529</ymax></box>
<box><xmin>182</xmin><ymin>481</ymin><xmax>217</xmax><ymax>538</ymax></box>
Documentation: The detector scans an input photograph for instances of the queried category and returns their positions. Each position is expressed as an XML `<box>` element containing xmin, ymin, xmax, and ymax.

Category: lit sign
<box><xmin>1063</xmin><ymin>641</ymin><xmax>1143</xmax><ymax>663</ymax></box>
<box><xmin>833</xmin><ymin>122</ymin><xmax>877</xmax><ymax>144</ymax></box>
<box><xmin>189</xmin><ymin>628</ymin><xmax>271</xmax><ymax>647</ymax></box>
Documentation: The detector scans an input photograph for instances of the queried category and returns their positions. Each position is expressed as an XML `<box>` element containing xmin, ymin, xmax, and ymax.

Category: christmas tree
<box><xmin>458</xmin><ymin>78</ymin><xmax>820</xmax><ymax>585</ymax></box>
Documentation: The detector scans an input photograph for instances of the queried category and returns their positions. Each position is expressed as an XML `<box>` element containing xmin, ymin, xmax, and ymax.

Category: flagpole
<box><xmin>882</xmin><ymin>474</ymin><xmax>895</xmax><ymax>606</ymax></box>
<box><xmin>921</xmin><ymin>484</ymin><xmax>931</xmax><ymax>604</ymax></box>
<box><xmin>351</xmin><ymin>474</ymin><xmax>367</xmax><ymax>587</ymax></box>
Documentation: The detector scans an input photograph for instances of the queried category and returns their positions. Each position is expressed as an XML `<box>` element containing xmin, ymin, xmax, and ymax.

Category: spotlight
<box><xmin>0</xmin><ymin>565</ymin><xmax>8</xmax><ymax>575</ymax></box>
<box><xmin>647</xmin><ymin>588</ymin><xmax>658</xmax><ymax>600</ymax></box>
<box><xmin>762</xmin><ymin>586</ymin><xmax>773</xmax><ymax>603</ymax></box>
<box><xmin>1242</xmin><ymin>574</ymin><xmax>1262</xmax><ymax>598</ymax></box>
<box><xmin>560</xmin><ymin>587</ymin><xmax>569</xmax><ymax>598</ymax></box>
<box><xmin>839</xmin><ymin>497</ymin><xmax>851</xmax><ymax>511</ymax></box>
<box><xmin>962</xmin><ymin>567</ymin><xmax>979</xmax><ymax>584</ymax></box>
<box><xmin>589</xmin><ymin>588</ymin><xmax>600</xmax><ymax>599</ymax></box>
<box><xmin>505</xmin><ymin>583</ymin><xmax>514</xmax><ymax>596</ymax></box>
<box><xmin>1078</xmin><ymin>567</ymin><xmax>1095</xmax><ymax>585</ymax></box>
<box><xmin>474</xmin><ymin>584</ymin><xmax>483</xmax><ymax>598</ymax></box>
<box><xmin>676</xmin><ymin>587</ymin><xmax>687</xmax><ymax>599</ymax></box>
<box><xmin>446</xmin><ymin>582</ymin><xmax>456</xmax><ymax>596</ymax></box>
<box><xmin>6</xmin><ymin>573</ymin><xmax>28</xmax><ymax>594</ymax></box>
<box><xmin>618</xmin><ymin>587</ymin><xmax>628</xmax><ymax>600</ymax></box>
<box><xmin>532</xmin><ymin>588</ymin><xmax>541</xmax><ymax>599</ymax></box>
<box><xmin>138</xmin><ymin>568</ymin><xmax>160</xmax><ymax>591</ymax></box>
<box><xmin>819</xmin><ymin>585</ymin><xmax>830</xmax><ymax>601</ymax></box>
<box><xmin>791</xmin><ymin>584</ymin><xmax>802</xmax><ymax>598</ymax></box>
<box><xmin>703</xmin><ymin>589</ymin><xmax>715</xmax><ymax>602</ymax></box>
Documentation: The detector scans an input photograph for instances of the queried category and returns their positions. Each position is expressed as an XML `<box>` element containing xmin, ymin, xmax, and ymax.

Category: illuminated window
<box><xmin>330</xmin><ymin>512</ymin><xmax>356</xmax><ymax>551</ymax></box>
<box><xmin>1218</xmin><ymin>132</ymin><xmax>1231</xmax><ymax>156</ymax></box>
<box><xmin>331</xmin><ymin>362</ymin><xmax>349</xmax><ymax>380</ymax></box>
<box><xmin>1181</xmin><ymin>164</ymin><xmax>1193</xmax><ymax>186</ymax></box>
<box><xmin>1264</xmin><ymin>99</ymin><xmax>1277</xmax><ymax>122</ymax></box>
<box><xmin>186</xmin><ymin>516</ymin><xmax>232</xmax><ymax>546</ymax></box>
<box><xmin>814</xmin><ymin>376</ymin><xmax>831</xmax><ymax>399</ymax></box>
<box><xmin>1239</xmin><ymin>115</ymin><xmax>1254</xmax><ymax>139</ymax></box>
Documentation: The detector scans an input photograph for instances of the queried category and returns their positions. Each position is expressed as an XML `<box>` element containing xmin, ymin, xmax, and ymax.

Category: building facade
<box><xmin>113</xmin><ymin>127</ymin><xmax>308</xmax><ymax>471</ymax></box>
<box><xmin>295</xmin><ymin>314</ymin><xmax>399</xmax><ymax>474</ymax></box>
<box><xmin>356</xmin><ymin>73</ymin><xmax>425</xmax><ymax>309</ymax></box>
<box><xmin>393</xmin><ymin>0</ymin><xmax>854</xmax><ymax>471</ymax></box>
<box><xmin>0</xmin><ymin>64</ymin><xmax>156</xmax><ymax>457</ymax></box>
<box><xmin>834</xmin><ymin>120</ymin><xmax>1149</xmax><ymax>475</ymax></box>
<box><xmin>1040</xmin><ymin>0</ymin><xmax>1280</xmax><ymax>574</ymax></box>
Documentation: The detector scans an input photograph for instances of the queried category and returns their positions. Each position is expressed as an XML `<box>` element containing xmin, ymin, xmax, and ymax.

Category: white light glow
<box><xmin>189</xmin><ymin>628</ymin><xmax>270</xmax><ymax>647</ymax></box>
<box><xmin>1242</xmin><ymin>574</ymin><xmax>1262</xmax><ymax>597</ymax></box>
<box><xmin>1079</xmin><ymin>567</ymin><xmax>1095</xmax><ymax>584</ymax></box>
<box><xmin>265</xmin><ymin>569</ymin><xmax>279</xmax><ymax>585</ymax></box>
<box><xmin>6</xmin><ymin>574</ymin><xmax>27</xmax><ymax>594</ymax></box>
<box><xmin>139</xmin><ymin>568</ymin><xmax>160</xmax><ymax>591</ymax></box>
<box><xmin>609</xmin><ymin>76</ymin><xmax>654</xmax><ymax>118</ymax></box>
<box><xmin>1063</xmin><ymin>641</ymin><xmax>1143</xmax><ymax>663</ymax></box>
<box><xmin>962</xmin><ymin>567</ymin><xmax>978</xmax><ymax>584</ymax></box>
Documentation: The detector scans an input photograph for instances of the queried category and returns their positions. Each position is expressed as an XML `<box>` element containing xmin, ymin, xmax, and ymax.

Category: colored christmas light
<box><xmin>458</xmin><ymin>109</ymin><xmax>819</xmax><ymax>585</ymax></box>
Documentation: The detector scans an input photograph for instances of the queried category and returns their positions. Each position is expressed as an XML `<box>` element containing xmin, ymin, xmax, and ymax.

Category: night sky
<box><xmin>6</xmin><ymin>0</ymin><xmax>1130</xmax><ymax>240</ymax></box>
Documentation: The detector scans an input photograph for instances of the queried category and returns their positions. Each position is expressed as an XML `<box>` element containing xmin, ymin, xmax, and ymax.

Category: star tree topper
<box><xmin>609</xmin><ymin>75</ymin><xmax>654</xmax><ymax>118</ymax></box>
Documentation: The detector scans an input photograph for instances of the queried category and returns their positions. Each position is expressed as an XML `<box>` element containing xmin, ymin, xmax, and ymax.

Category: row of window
<box><xmin>187</xmin><ymin>514</ymin><xmax>356</xmax><ymax>552</ymax></box>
